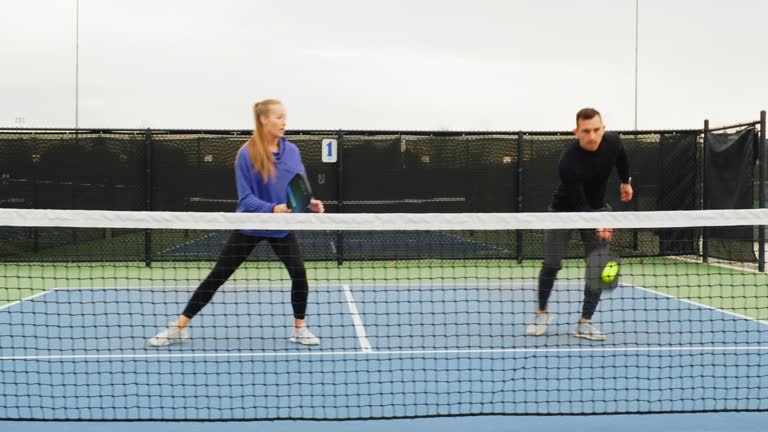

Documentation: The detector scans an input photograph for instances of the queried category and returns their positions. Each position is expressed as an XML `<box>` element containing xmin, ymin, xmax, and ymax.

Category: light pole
<box><xmin>634</xmin><ymin>0</ymin><xmax>639</xmax><ymax>130</ymax></box>
<box><xmin>75</xmin><ymin>0</ymin><xmax>79</xmax><ymax>129</ymax></box>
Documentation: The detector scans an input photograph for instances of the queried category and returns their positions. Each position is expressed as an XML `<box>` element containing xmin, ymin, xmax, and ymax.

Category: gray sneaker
<box><xmin>573</xmin><ymin>321</ymin><xmax>606</xmax><ymax>341</ymax></box>
<box><xmin>148</xmin><ymin>323</ymin><xmax>189</xmax><ymax>347</ymax></box>
<box><xmin>289</xmin><ymin>326</ymin><xmax>320</xmax><ymax>346</ymax></box>
<box><xmin>526</xmin><ymin>312</ymin><xmax>554</xmax><ymax>336</ymax></box>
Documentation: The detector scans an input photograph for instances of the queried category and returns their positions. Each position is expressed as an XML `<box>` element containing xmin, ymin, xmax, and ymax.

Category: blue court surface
<box><xmin>1</xmin><ymin>281</ymin><xmax>767</xmax><ymax>430</ymax></box>
<box><xmin>1</xmin><ymin>412</ymin><xmax>767</xmax><ymax>432</ymax></box>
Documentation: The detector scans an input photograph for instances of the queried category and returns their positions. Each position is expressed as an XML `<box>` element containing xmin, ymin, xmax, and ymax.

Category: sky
<box><xmin>1</xmin><ymin>0</ymin><xmax>766</xmax><ymax>131</ymax></box>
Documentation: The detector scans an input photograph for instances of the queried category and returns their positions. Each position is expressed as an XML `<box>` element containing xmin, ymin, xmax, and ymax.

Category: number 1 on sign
<box><xmin>322</xmin><ymin>139</ymin><xmax>337</xmax><ymax>163</ymax></box>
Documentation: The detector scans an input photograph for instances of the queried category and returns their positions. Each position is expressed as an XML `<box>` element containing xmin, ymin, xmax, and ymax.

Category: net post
<box><xmin>144</xmin><ymin>128</ymin><xmax>152</xmax><ymax>267</ymax></box>
<box><xmin>630</xmin><ymin>127</ymin><xmax>640</xmax><ymax>252</ymax></box>
<box><xmin>759</xmin><ymin>110</ymin><xmax>766</xmax><ymax>272</ymax></box>
<box><xmin>515</xmin><ymin>131</ymin><xmax>524</xmax><ymax>263</ymax></box>
<box><xmin>32</xmin><ymin>170</ymin><xmax>39</xmax><ymax>253</ymax></box>
<box><xmin>632</xmin><ymin>187</ymin><xmax>640</xmax><ymax>251</ymax></box>
<box><xmin>71</xmin><ymin>181</ymin><xmax>78</xmax><ymax>243</ymax></box>
<box><xmin>702</xmin><ymin>119</ymin><xmax>709</xmax><ymax>263</ymax></box>
<box><xmin>104</xmin><ymin>176</ymin><xmax>112</xmax><ymax>239</ymax></box>
<box><xmin>336</xmin><ymin>130</ymin><xmax>344</xmax><ymax>266</ymax></box>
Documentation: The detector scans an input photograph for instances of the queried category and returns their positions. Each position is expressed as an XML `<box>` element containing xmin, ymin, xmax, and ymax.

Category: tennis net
<box><xmin>0</xmin><ymin>208</ymin><xmax>767</xmax><ymax>420</ymax></box>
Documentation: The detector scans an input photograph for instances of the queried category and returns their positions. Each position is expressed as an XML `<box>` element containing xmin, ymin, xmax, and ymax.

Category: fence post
<box><xmin>516</xmin><ymin>131</ymin><xmax>524</xmax><ymax>263</ymax></box>
<box><xmin>702</xmin><ymin>120</ymin><xmax>709</xmax><ymax>263</ymax></box>
<box><xmin>336</xmin><ymin>130</ymin><xmax>344</xmax><ymax>266</ymax></box>
<box><xmin>144</xmin><ymin>128</ymin><xmax>152</xmax><ymax>267</ymax></box>
<box><xmin>32</xmin><ymin>173</ymin><xmax>39</xmax><ymax>253</ymax></box>
<box><xmin>759</xmin><ymin>110</ymin><xmax>766</xmax><ymax>272</ymax></box>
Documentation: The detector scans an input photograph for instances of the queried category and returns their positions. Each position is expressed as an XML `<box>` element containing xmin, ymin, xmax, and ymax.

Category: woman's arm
<box><xmin>235</xmin><ymin>153</ymin><xmax>276</xmax><ymax>213</ymax></box>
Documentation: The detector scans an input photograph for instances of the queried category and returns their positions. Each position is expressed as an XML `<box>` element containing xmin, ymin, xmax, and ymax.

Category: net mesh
<box><xmin>0</xmin><ymin>209</ymin><xmax>767</xmax><ymax>420</ymax></box>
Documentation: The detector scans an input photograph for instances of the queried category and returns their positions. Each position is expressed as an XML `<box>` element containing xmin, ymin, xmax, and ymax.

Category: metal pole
<box><xmin>702</xmin><ymin>119</ymin><xmax>709</xmax><ymax>263</ymax></box>
<box><xmin>634</xmin><ymin>0</ymin><xmax>639</xmax><ymax>130</ymax></box>
<box><xmin>516</xmin><ymin>131</ymin><xmax>524</xmax><ymax>263</ymax></box>
<box><xmin>75</xmin><ymin>0</ymin><xmax>79</xmax><ymax>129</ymax></box>
<box><xmin>336</xmin><ymin>131</ymin><xmax>344</xmax><ymax>266</ymax></box>
<box><xmin>32</xmin><ymin>176</ymin><xmax>39</xmax><ymax>253</ymax></box>
<box><xmin>633</xmin><ymin>177</ymin><xmax>639</xmax><ymax>251</ymax></box>
<box><xmin>144</xmin><ymin>129</ymin><xmax>152</xmax><ymax>267</ymax></box>
<box><xmin>759</xmin><ymin>110</ymin><xmax>766</xmax><ymax>272</ymax></box>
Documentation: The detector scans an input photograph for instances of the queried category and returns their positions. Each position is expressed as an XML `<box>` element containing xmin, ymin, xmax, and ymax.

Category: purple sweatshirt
<box><xmin>235</xmin><ymin>137</ymin><xmax>307</xmax><ymax>237</ymax></box>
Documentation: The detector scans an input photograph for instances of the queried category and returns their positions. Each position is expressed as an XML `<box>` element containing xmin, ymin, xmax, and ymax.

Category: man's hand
<box><xmin>596</xmin><ymin>228</ymin><xmax>613</xmax><ymax>241</ymax></box>
<box><xmin>620</xmin><ymin>182</ymin><xmax>633</xmax><ymax>202</ymax></box>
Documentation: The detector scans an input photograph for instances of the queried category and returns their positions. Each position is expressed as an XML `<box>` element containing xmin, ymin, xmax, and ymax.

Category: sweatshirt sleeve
<box><xmin>615</xmin><ymin>138</ymin><xmax>631</xmax><ymax>184</ymax></box>
<box><xmin>235</xmin><ymin>152</ymin><xmax>276</xmax><ymax>213</ymax></box>
<box><xmin>296</xmin><ymin>145</ymin><xmax>308</xmax><ymax>176</ymax></box>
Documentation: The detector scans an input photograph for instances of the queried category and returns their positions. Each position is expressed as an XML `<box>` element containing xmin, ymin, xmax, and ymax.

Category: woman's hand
<box><xmin>308</xmin><ymin>199</ymin><xmax>325</xmax><ymax>213</ymax></box>
<box><xmin>272</xmin><ymin>204</ymin><xmax>291</xmax><ymax>213</ymax></box>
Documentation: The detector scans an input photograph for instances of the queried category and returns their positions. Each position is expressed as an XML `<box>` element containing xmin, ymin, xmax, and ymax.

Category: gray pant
<box><xmin>538</xmin><ymin>228</ymin><xmax>603</xmax><ymax>320</ymax></box>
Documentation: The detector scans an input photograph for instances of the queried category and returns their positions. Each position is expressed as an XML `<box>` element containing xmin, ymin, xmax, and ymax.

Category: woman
<box><xmin>149</xmin><ymin>99</ymin><xmax>324</xmax><ymax>347</ymax></box>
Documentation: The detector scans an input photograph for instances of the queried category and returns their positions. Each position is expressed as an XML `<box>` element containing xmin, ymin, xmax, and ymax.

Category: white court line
<box><xmin>343</xmin><ymin>284</ymin><xmax>373</xmax><ymax>352</ymax></box>
<box><xmin>41</xmin><ymin>281</ymin><xmax>533</xmax><ymax>290</ymax></box>
<box><xmin>669</xmin><ymin>255</ymin><xmax>765</xmax><ymax>274</ymax></box>
<box><xmin>632</xmin><ymin>285</ymin><xmax>768</xmax><ymax>326</ymax></box>
<box><xmin>2</xmin><ymin>345</ymin><xmax>768</xmax><ymax>361</ymax></box>
<box><xmin>0</xmin><ymin>289</ymin><xmax>58</xmax><ymax>311</ymax></box>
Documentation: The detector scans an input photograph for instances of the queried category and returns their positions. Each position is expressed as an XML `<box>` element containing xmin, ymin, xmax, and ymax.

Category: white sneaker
<box><xmin>526</xmin><ymin>312</ymin><xmax>554</xmax><ymax>336</ymax></box>
<box><xmin>289</xmin><ymin>326</ymin><xmax>320</xmax><ymax>346</ymax></box>
<box><xmin>148</xmin><ymin>323</ymin><xmax>189</xmax><ymax>347</ymax></box>
<box><xmin>573</xmin><ymin>321</ymin><xmax>607</xmax><ymax>341</ymax></box>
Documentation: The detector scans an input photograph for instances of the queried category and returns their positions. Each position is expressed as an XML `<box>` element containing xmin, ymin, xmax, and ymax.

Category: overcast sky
<box><xmin>1</xmin><ymin>0</ymin><xmax>766</xmax><ymax>131</ymax></box>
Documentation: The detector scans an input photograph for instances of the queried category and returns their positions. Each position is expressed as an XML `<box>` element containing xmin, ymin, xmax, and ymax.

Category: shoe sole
<box><xmin>573</xmin><ymin>332</ymin><xmax>606</xmax><ymax>341</ymax></box>
<box><xmin>148</xmin><ymin>339</ymin><xmax>171</xmax><ymax>347</ymax></box>
<box><xmin>148</xmin><ymin>339</ymin><xmax>186</xmax><ymax>347</ymax></box>
<box><xmin>148</xmin><ymin>335</ymin><xmax>187</xmax><ymax>347</ymax></box>
<box><xmin>289</xmin><ymin>337</ymin><xmax>320</xmax><ymax>346</ymax></box>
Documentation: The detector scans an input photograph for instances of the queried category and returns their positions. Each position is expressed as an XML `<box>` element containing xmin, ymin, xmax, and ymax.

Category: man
<box><xmin>526</xmin><ymin>108</ymin><xmax>633</xmax><ymax>341</ymax></box>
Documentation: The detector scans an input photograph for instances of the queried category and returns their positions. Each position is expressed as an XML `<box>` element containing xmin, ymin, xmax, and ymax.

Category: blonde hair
<box><xmin>241</xmin><ymin>99</ymin><xmax>282</xmax><ymax>182</ymax></box>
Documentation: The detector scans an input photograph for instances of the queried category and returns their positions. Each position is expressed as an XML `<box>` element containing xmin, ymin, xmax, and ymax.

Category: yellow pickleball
<box><xmin>601</xmin><ymin>261</ymin><xmax>619</xmax><ymax>283</ymax></box>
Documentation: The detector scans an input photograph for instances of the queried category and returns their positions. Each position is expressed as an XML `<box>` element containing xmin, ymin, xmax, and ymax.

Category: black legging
<box><xmin>182</xmin><ymin>231</ymin><xmax>309</xmax><ymax>320</ymax></box>
<box><xmin>538</xmin><ymin>228</ymin><xmax>603</xmax><ymax>320</ymax></box>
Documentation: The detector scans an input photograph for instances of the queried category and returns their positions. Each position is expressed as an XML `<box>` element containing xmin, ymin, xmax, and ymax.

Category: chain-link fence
<box><xmin>0</xmin><ymin>118</ymin><xmax>764</xmax><ymax>265</ymax></box>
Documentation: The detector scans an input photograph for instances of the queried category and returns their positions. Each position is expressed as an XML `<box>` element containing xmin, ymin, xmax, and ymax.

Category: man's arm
<box><xmin>615</xmin><ymin>140</ymin><xmax>633</xmax><ymax>202</ymax></box>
